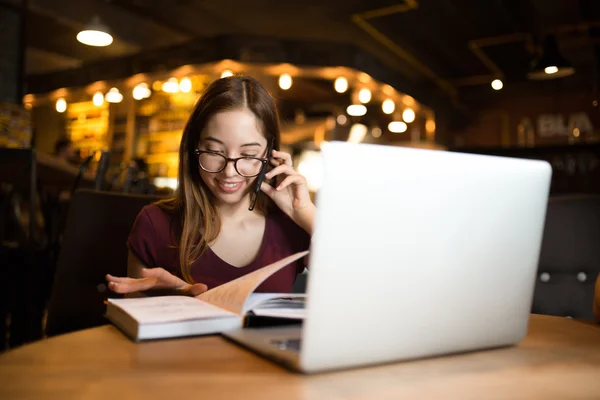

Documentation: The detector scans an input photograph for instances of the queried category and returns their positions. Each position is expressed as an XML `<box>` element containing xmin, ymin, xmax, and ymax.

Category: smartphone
<box><xmin>249</xmin><ymin>138</ymin><xmax>274</xmax><ymax>211</ymax></box>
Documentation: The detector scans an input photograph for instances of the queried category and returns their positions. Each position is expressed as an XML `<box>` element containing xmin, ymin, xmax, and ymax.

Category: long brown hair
<box><xmin>157</xmin><ymin>76</ymin><xmax>281</xmax><ymax>282</ymax></box>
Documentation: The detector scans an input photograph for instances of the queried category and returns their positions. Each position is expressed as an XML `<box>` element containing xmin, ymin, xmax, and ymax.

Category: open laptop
<box><xmin>223</xmin><ymin>141</ymin><xmax>552</xmax><ymax>373</ymax></box>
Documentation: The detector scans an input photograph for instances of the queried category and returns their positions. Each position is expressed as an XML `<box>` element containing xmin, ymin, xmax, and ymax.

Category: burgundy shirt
<box><xmin>127</xmin><ymin>204</ymin><xmax>310</xmax><ymax>293</ymax></box>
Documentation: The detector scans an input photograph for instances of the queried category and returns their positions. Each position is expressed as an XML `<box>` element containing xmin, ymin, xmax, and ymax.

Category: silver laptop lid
<box><xmin>300</xmin><ymin>141</ymin><xmax>552</xmax><ymax>372</ymax></box>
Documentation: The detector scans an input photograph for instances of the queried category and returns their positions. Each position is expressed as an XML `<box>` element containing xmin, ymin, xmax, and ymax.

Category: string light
<box><xmin>402</xmin><ymin>108</ymin><xmax>415</xmax><ymax>123</ymax></box>
<box><xmin>358</xmin><ymin>88</ymin><xmax>371</xmax><ymax>103</ymax></box>
<box><xmin>55</xmin><ymin>98</ymin><xmax>67</xmax><ymax>113</ymax></box>
<box><xmin>382</xmin><ymin>99</ymin><xmax>395</xmax><ymax>114</ymax></box>
<box><xmin>334</xmin><ymin>77</ymin><xmax>348</xmax><ymax>93</ymax></box>
<box><xmin>279</xmin><ymin>74</ymin><xmax>292</xmax><ymax>90</ymax></box>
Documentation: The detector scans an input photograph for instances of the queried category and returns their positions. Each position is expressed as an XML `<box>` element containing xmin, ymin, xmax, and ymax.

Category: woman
<box><xmin>106</xmin><ymin>76</ymin><xmax>315</xmax><ymax>296</ymax></box>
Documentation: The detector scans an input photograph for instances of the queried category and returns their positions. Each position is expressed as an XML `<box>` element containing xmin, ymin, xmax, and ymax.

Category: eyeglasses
<box><xmin>194</xmin><ymin>150</ymin><xmax>268</xmax><ymax>177</ymax></box>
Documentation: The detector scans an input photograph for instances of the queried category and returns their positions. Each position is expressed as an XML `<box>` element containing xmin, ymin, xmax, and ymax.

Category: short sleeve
<box><xmin>127</xmin><ymin>207</ymin><xmax>160</xmax><ymax>268</ymax></box>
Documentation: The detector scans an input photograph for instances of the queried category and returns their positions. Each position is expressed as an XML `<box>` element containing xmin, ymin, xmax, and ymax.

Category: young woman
<box><xmin>106</xmin><ymin>76</ymin><xmax>315</xmax><ymax>296</ymax></box>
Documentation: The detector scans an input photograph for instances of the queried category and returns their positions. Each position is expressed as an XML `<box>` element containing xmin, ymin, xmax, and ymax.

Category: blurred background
<box><xmin>1</xmin><ymin>0</ymin><xmax>599</xmax><ymax>349</ymax></box>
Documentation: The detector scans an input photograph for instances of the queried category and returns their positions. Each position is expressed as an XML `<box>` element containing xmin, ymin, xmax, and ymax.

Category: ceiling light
<box><xmin>105</xmin><ymin>87</ymin><xmax>123</xmax><ymax>103</ymax></box>
<box><xmin>491</xmin><ymin>79</ymin><xmax>503</xmax><ymax>90</ymax></box>
<box><xmin>279</xmin><ymin>74</ymin><xmax>292</xmax><ymax>90</ymax></box>
<box><xmin>528</xmin><ymin>36</ymin><xmax>575</xmax><ymax>80</ymax></box>
<box><xmin>55</xmin><ymin>98</ymin><xmax>67</xmax><ymax>113</ymax></box>
<box><xmin>402</xmin><ymin>108</ymin><xmax>415</xmax><ymax>123</ymax></box>
<box><xmin>347</xmin><ymin>104</ymin><xmax>367</xmax><ymax>116</ymax></box>
<box><xmin>358</xmin><ymin>88</ymin><xmax>371</xmax><ymax>103</ymax></box>
<box><xmin>76</xmin><ymin>16</ymin><xmax>113</xmax><ymax>47</ymax></box>
<box><xmin>348</xmin><ymin>123</ymin><xmax>368</xmax><ymax>143</ymax></box>
<box><xmin>334</xmin><ymin>77</ymin><xmax>348</xmax><ymax>93</ymax></box>
<box><xmin>179</xmin><ymin>77</ymin><xmax>192</xmax><ymax>93</ymax></box>
<box><xmin>382</xmin><ymin>99</ymin><xmax>395</xmax><ymax>114</ymax></box>
<box><xmin>388</xmin><ymin>121</ymin><xmax>407</xmax><ymax>133</ymax></box>
<box><xmin>133</xmin><ymin>83</ymin><xmax>151</xmax><ymax>100</ymax></box>
<box><xmin>162</xmin><ymin>77</ymin><xmax>179</xmax><ymax>93</ymax></box>
<box><xmin>337</xmin><ymin>114</ymin><xmax>348</xmax><ymax>125</ymax></box>
<box><xmin>92</xmin><ymin>91</ymin><xmax>104</xmax><ymax>106</ymax></box>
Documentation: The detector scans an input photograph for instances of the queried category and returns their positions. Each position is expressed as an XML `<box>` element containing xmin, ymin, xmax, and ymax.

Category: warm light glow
<box><xmin>491</xmin><ymin>79</ymin><xmax>503</xmax><ymax>90</ymax></box>
<box><xmin>153</xmin><ymin>177</ymin><xmax>178</xmax><ymax>190</ymax></box>
<box><xmin>132</xmin><ymin>83</ymin><xmax>151</xmax><ymax>100</ymax></box>
<box><xmin>179</xmin><ymin>77</ymin><xmax>192</xmax><ymax>93</ymax></box>
<box><xmin>358</xmin><ymin>72</ymin><xmax>371</xmax><ymax>83</ymax></box>
<box><xmin>76</xmin><ymin>30</ymin><xmax>113</xmax><ymax>47</ymax></box>
<box><xmin>221</xmin><ymin>69</ymin><xmax>234</xmax><ymax>78</ymax></box>
<box><xmin>334</xmin><ymin>77</ymin><xmax>348</xmax><ymax>93</ymax></box>
<box><xmin>348</xmin><ymin>123</ymin><xmax>368</xmax><ymax>143</ymax></box>
<box><xmin>346</xmin><ymin>104</ymin><xmax>367</xmax><ymax>116</ymax></box>
<box><xmin>55</xmin><ymin>98</ymin><xmax>67</xmax><ymax>113</ymax></box>
<box><xmin>162</xmin><ymin>78</ymin><xmax>179</xmax><ymax>93</ymax></box>
<box><xmin>426</xmin><ymin>119</ymin><xmax>436</xmax><ymax>133</ymax></box>
<box><xmin>24</xmin><ymin>103</ymin><xmax>32</xmax><ymax>110</ymax></box>
<box><xmin>297</xmin><ymin>151</ymin><xmax>324</xmax><ymax>192</ymax></box>
<box><xmin>388</xmin><ymin>121</ymin><xmax>407</xmax><ymax>133</ymax></box>
<box><xmin>573</xmin><ymin>128</ymin><xmax>580</xmax><ymax>138</ymax></box>
<box><xmin>105</xmin><ymin>87</ymin><xmax>123</xmax><ymax>103</ymax></box>
<box><xmin>279</xmin><ymin>74</ymin><xmax>292</xmax><ymax>90</ymax></box>
<box><xmin>337</xmin><ymin>114</ymin><xmax>348</xmax><ymax>125</ymax></box>
<box><xmin>92</xmin><ymin>91</ymin><xmax>104</xmax><ymax>106</ymax></box>
<box><xmin>403</xmin><ymin>95</ymin><xmax>415</xmax><ymax>106</ymax></box>
<box><xmin>402</xmin><ymin>108</ymin><xmax>416</xmax><ymax>123</ymax></box>
<box><xmin>382</xmin><ymin>85</ymin><xmax>395</xmax><ymax>96</ymax></box>
<box><xmin>152</xmin><ymin>80</ymin><xmax>162</xmax><ymax>91</ymax></box>
<box><xmin>382</xmin><ymin>99</ymin><xmax>395</xmax><ymax>114</ymax></box>
<box><xmin>545</xmin><ymin>66</ymin><xmax>559</xmax><ymax>75</ymax></box>
<box><xmin>371</xmin><ymin>127</ymin><xmax>382</xmax><ymax>138</ymax></box>
<box><xmin>358</xmin><ymin>88</ymin><xmax>371</xmax><ymax>103</ymax></box>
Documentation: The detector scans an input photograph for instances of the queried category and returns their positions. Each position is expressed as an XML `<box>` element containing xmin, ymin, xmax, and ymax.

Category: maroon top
<box><xmin>127</xmin><ymin>204</ymin><xmax>311</xmax><ymax>293</ymax></box>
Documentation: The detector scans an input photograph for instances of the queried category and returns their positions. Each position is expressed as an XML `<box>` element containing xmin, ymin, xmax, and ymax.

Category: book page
<box><xmin>196</xmin><ymin>250</ymin><xmax>309</xmax><ymax>315</ymax></box>
<box><xmin>107</xmin><ymin>296</ymin><xmax>238</xmax><ymax>324</ymax></box>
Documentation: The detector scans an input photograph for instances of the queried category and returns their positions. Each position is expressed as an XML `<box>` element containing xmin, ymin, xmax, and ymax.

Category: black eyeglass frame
<box><xmin>193</xmin><ymin>150</ymin><xmax>268</xmax><ymax>177</ymax></box>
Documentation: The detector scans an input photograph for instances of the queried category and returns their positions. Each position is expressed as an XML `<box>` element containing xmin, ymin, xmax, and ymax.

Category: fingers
<box><xmin>265</xmin><ymin>164</ymin><xmax>296</xmax><ymax>180</ymax></box>
<box><xmin>185</xmin><ymin>283</ymin><xmax>209</xmax><ymax>296</ymax></box>
<box><xmin>107</xmin><ymin>277</ymin><xmax>159</xmax><ymax>293</ymax></box>
<box><xmin>271</xmin><ymin>150</ymin><xmax>293</xmax><ymax>166</ymax></box>
<box><xmin>275</xmin><ymin>174</ymin><xmax>306</xmax><ymax>191</ymax></box>
<box><xmin>260</xmin><ymin>181</ymin><xmax>277</xmax><ymax>197</ymax></box>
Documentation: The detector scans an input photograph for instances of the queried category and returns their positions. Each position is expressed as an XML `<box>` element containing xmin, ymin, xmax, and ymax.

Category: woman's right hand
<box><xmin>106</xmin><ymin>268</ymin><xmax>208</xmax><ymax>296</ymax></box>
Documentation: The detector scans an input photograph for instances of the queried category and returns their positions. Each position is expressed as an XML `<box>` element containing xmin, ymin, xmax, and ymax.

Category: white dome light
<box><xmin>346</xmin><ymin>104</ymin><xmax>367</xmax><ymax>116</ymax></box>
<box><xmin>358</xmin><ymin>88</ymin><xmax>371</xmax><ymax>103</ymax></box>
<box><xmin>279</xmin><ymin>74</ymin><xmax>292</xmax><ymax>90</ymax></box>
<box><xmin>402</xmin><ymin>108</ymin><xmax>416</xmax><ymax>123</ymax></box>
<box><xmin>382</xmin><ymin>99</ymin><xmax>395</xmax><ymax>114</ymax></box>
<box><xmin>105</xmin><ymin>87</ymin><xmax>123</xmax><ymax>103</ymax></box>
<box><xmin>388</xmin><ymin>121</ymin><xmax>408</xmax><ymax>133</ymax></box>
<box><xmin>334</xmin><ymin>77</ymin><xmax>348</xmax><ymax>93</ymax></box>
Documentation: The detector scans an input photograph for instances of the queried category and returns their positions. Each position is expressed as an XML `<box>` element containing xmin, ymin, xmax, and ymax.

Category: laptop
<box><xmin>223</xmin><ymin>141</ymin><xmax>552</xmax><ymax>373</ymax></box>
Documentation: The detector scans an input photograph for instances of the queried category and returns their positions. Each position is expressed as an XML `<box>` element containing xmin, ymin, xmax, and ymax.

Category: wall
<box><xmin>449</xmin><ymin>80</ymin><xmax>600</xmax><ymax>149</ymax></box>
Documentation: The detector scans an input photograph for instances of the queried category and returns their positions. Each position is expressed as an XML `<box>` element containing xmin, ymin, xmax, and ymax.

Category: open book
<box><xmin>105</xmin><ymin>251</ymin><xmax>309</xmax><ymax>341</ymax></box>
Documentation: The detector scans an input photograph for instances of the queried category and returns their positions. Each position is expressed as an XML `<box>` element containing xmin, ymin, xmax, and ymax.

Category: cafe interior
<box><xmin>1</xmin><ymin>0</ymin><xmax>600</xmax><ymax>397</ymax></box>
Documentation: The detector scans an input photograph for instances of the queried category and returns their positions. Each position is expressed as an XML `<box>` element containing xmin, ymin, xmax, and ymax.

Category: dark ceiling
<box><xmin>20</xmin><ymin>0</ymin><xmax>600</xmax><ymax>121</ymax></box>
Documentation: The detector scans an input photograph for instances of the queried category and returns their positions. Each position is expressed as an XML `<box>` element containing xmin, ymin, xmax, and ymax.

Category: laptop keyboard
<box><xmin>270</xmin><ymin>338</ymin><xmax>301</xmax><ymax>352</ymax></box>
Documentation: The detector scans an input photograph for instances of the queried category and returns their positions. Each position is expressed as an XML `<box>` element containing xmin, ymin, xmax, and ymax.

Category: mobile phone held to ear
<box><xmin>249</xmin><ymin>139</ymin><xmax>274</xmax><ymax>211</ymax></box>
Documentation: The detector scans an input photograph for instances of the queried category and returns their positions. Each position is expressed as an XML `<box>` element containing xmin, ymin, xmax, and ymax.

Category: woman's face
<box><xmin>197</xmin><ymin>108</ymin><xmax>268</xmax><ymax>206</ymax></box>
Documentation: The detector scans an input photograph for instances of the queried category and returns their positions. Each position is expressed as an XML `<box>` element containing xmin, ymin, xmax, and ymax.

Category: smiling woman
<box><xmin>106</xmin><ymin>76</ymin><xmax>315</xmax><ymax>296</ymax></box>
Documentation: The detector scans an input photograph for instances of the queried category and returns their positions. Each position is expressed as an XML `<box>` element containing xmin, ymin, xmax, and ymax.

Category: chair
<box><xmin>45</xmin><ymin>189</ymin><xmax>161</xmax><ymax>337</ymax></box>
<box><xmin>532</xmin><ymin>195</ymin><xmax>600</xmax><ymax>320</ymax></box>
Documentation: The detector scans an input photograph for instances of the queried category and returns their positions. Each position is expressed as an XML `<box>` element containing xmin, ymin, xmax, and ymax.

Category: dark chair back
<box><xmin>45</xmin><ymin>189</ymin><xmax>161</xmax><ymax>337</ymax></box>
<box><xmin>532</xmin><ymin>195</ymin><xmax>600</xmax><ymax>320</ymax></box>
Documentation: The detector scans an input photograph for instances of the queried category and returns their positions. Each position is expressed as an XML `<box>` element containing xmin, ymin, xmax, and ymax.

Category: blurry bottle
<box><xmin>517</xmin><ymin>118</ymin><xmax>534</xmax><ymax>147</ymax></box>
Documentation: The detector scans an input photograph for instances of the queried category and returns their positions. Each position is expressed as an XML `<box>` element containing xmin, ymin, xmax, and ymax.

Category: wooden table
<box><xmin>1</xmin><ymin>315</ymin><xmax>599</xmax><ymax>399</ymax></box>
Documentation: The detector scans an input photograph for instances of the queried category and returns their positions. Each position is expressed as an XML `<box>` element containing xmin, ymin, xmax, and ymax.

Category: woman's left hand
<box><xmin>261</xmin><ymin>149</ymin><xmax>315</xmax><ymax>234</ymax></box>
